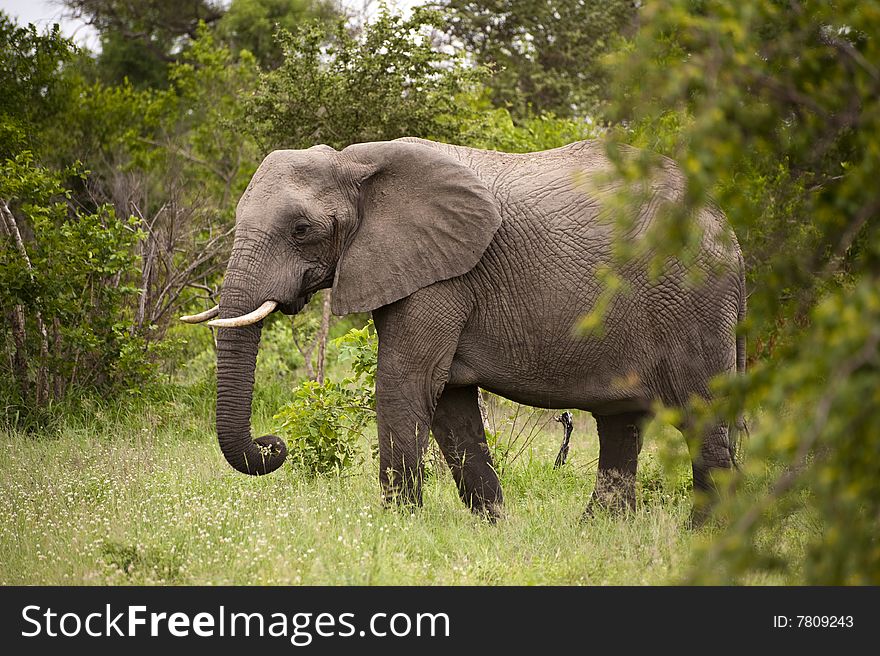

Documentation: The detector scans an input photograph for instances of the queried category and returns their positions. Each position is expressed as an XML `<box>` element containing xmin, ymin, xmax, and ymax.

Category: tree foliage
<box><xmin>61</xmin><ymin>0</ymin><xmax>225</xmax><ymax>86</ymax></box>
<box><xmin>0</xmin><ymin>16</ymin><xmax>74</xmax><ymax>159</ymax></box>
<box><xmin>0</xmin><ymin>155</ymin><xmax>148</xmax><ymax>415</ymax></box>
<box><xmin>216</xmin><ymin>0</ymin><xmax>342</xmax><ymax>68</ymax></box>
<box><xmin>441</xmin><ymin>0</ymin><xmax>636</xmax><ymax>117</ymax></box>
<box><xmin>607</xmin><ymin>0</ymin><xmax>880</xmax><ymax>583</ymax></box>
<box><xmin>246</xmin><ymin>7</ymin><xmax>488</xmax><ymax>150</ymax></box>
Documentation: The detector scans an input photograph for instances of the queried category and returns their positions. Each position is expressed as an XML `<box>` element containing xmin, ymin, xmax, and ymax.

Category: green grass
<box><xmin>0</xmin><ymin>386</ymin><xmax>801</xmax><ymax>585</ymax></box>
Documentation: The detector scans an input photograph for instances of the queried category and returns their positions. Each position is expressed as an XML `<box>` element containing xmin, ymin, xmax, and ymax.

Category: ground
<box><xmin>0</xmin><ymin>385</ymin><xmax>801</xmax><ymax>585</ymax></box>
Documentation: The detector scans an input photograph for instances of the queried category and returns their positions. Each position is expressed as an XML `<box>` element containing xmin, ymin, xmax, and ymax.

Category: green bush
<box><xmin>0</xmin><ymin>155</ymin><xmax>152</xmax><ymax>420</ymax></box>
<box><xmin>273</xmin><ymin>321</ymin><xmax>377</xmax><ymax>476</ymax></box>
<box><xmin>606</xmin><ymin>0</ymin><xmax>880</xmax><ymax>583</ymax></box>
<box><xmin>244</xmin><ymin>7</ymin><xmax>487</xmax><ymax>150</ymax></box>
<box><xmin>332</xmin><ymin>321</ymin><xmax>377</xmax><ymax>393</ymax></box>
<box><xmin>273</xmin><ymin>379</ymin><xmax>368</xmax><ymax>476</ymax></box>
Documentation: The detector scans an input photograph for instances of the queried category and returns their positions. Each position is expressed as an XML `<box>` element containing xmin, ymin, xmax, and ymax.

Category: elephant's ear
<box><xmin>331</xmin><ymin>141</ymin><xmax>501</xmax><ymax>315</ymax></box>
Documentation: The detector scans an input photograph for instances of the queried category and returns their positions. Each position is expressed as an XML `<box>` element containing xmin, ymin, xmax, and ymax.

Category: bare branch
<box><xmin>1</xmin><ymin>199</ymin><xmax>50</xmax><ymax>403</ymax></box>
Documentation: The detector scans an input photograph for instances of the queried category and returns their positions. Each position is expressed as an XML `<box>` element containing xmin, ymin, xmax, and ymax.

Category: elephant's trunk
<box><xmin>215</xmin><ymin>291</ymin><xmax>287</xmax><ymax>475</ymax></box>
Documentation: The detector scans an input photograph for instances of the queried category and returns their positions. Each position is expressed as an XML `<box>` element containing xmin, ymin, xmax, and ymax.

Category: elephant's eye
<box><xmin>293</xmin><ymin>221</ymin><xmax>309</xmax><ymax>238</ymax></box>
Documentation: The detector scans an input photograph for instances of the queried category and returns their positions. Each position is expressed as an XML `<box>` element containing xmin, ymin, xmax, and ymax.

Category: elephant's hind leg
<box><xmin>686</xmin><ymin>421</ymin><xmax>734</xmax><ymax>527</ymax></box>
<box><xmin>432</xmin><ymin>386</ymin><xmax>503</xmax><ymax>519</ymax></box>
<box><xmin>584</xmin><ymin>411</ymin><xmax>648</xmax><ymax>518</ymax></box>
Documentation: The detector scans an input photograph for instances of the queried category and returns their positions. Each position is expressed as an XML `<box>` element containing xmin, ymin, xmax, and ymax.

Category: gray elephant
<box><xmin>182</xmin><ymin>137</ymin><xmax>745</xmax><ymax>521</ymax></box>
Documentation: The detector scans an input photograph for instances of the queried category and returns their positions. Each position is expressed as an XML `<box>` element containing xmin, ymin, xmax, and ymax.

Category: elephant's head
<box><xmin>182</xmin><ymin>140</ymin><xmax>501</xmax><ymax>476</ymax></box>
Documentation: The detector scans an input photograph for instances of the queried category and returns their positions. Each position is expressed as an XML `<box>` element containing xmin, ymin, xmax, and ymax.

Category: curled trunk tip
<box><xmin>232</xmin><ymin>434</ymin><xmax>288</xmax><ymax>475</ymax></box>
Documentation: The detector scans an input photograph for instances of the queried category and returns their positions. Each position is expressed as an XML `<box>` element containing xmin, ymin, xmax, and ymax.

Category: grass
<box><xmin>0</xmin><ymin>383</ymin><xmax>802</xmax><ymax>585</ymax></box>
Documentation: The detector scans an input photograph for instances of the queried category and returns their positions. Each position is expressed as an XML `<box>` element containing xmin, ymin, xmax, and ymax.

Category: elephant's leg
<box><xmin>372</xmin><ymin>296</ymin><xmax>465</xmax><ymax>508</ymax></box>
<box><xmin>686</xmin><ymin>421</ymin><xmax>733</xmax><ymax>527</ymax></box>
<box><xmin>375</xmin><ymin>389</ymin><xmax>431</xmax><ymax>507</ymax></box>
<box><xmin>584</xmin><ymin>411</ymin><xmax>647</xmax><ymax>517</ymax></box>
<box><xmin>432</xmin><ymin>385</ymin><xmax>503</xmax><ymax>519</ymax></box>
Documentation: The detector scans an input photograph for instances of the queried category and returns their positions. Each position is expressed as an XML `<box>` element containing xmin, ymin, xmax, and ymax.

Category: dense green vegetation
<box><xmin>605</xmin><ymin>0</ymin><xmax>880</xmax><ymax>584</ymax></box>
<box><xmin>1</xmin><ymin>0</ymin><xmax>877</xmax><ymax>584</ymax></box>
<box><xmin>442</xmin><ymin>0</ymin><xmax>637</xmax><ymax>117</ymax></box>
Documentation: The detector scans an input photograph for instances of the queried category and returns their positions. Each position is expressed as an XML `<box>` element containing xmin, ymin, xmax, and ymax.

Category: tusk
<box><xmin>180</xmin><ymin>305</ymin><xmax>220</xmax><ymax>323</ymax></box>
<box><xmin>207</xmin><ymin>300</ymin><xmax>278</xmax><ymax>328</ymax></box>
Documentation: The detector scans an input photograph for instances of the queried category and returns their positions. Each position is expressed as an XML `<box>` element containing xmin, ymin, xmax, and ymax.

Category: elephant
<box><xmin>181</xmin><ymin>137</ymin><xmax>746</xmax><ymax>522</ymax></box>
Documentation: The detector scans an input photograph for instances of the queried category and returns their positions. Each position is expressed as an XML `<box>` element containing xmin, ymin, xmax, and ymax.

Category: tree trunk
<box><xmin>6</xmin><ymin>306</ymin><xmax>29</xmax><ymax>401</ymax></box>
<box><xmin>1</xmin><ymin>199</ymin><xmax>50</xmax><ymax>402</ymax></box>
<box><xmin>34</xmin><ymin>314</ymin><xmax>49</xmax><ymax>405</ymax></box>
<box><xmin>52</xmin><ymin>317</ymin><xmax>64</xmax><ymax>398</ymax></box>
<box><xmin>316</xmin><ymin>290</ymin><xmax>332</xmax><ymax>384</ymax></box>
<box><xmin>0</xmin><ymin>200</ymin><xmax>29</xmax><ymax>400</ymax></box>
<box><xmin>477</xmin><ymin>389</ymin><xmax>491</xmax><ymax>433</ymax></box>
<box><xmin>291</xmin><ymin>317</ymin><xmax>317</xmax><ymax>380</ymax></box>
<box><xmin>134</xmin><ymin>229</ymin><xmax>156</xmax><ymax>335</ymax></box>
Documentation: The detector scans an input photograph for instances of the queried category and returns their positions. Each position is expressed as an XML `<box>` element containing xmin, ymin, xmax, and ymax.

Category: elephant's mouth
<box><xmin>278</xmin><ymin>294</ymin><xmax>312</xmax><ymax>315</ymax></box>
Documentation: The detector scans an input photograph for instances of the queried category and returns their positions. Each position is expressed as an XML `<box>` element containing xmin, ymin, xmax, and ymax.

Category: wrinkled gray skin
<box><xmin>213</xmin><ymin>138</ymin><xmax>745</xmax><ymax>522</ymax></box>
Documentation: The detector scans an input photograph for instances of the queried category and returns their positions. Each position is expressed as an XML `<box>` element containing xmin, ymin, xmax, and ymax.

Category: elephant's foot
<box><xmin>586</xmin><ymin>412</ymin><xmax>644</xmax><ymax>521</ymax></box>
<box><xmin>381</xmin><ymin>494</ymin><xmax>421</xmax><ymax>512</ymax></box>
<box><xmin>582</xmin><ymin>469</ymin><xmax>636</xmax><ymax>520</ymax></box>
<box><xmin>380</xmin><ymin>466</ymin><xmax>424</xmax><ymax>510</ymax></box>
<box><xmin>466</xmin><ymin>493</ymin><xmax>504</xmax><ymax>523</ymax></box>
<box><xmin>457</xmin><ymin>470</ymin><xmax>504</xmax><ymax>522</ymax></box>
<box><xmin>581</xmin><ymin>493</ymin><xmax>636</xmax><ymax>521</ymax></box>
<box><xmin>687</xmin><ymin>501</ymin><xmax>715</xmax><ymax>530</ymax></box>
<box><xmin>687</xmin><ymin>469</ymin><xmax>729</xmax><ymax>529</ymax></box>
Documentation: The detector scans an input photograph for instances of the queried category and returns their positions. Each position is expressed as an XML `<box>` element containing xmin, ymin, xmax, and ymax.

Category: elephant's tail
<box><xmin>730</xmin><ymin>258</ymin><xmax>748</xmax><ymax>466</ymax></box>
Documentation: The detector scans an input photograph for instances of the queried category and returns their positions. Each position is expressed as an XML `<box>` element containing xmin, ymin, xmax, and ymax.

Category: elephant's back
<box><xmin>395</xmin><ymin>137</ymin><xmax>733</xmax><ymax>249</ymax></box>
<box><xmin>465</xmin><ymin>139</ymin><xmax>741</xmax><ymax>274</ymax></box>
<box><xmin>398</xmin><ymin>135</ymin><xmax>744</xmax><ymax>308</ymax></box>
<box><xmin>395</xmin><ymin>136</ymin><xmax>612</xmax><ymax>187</ymax></box>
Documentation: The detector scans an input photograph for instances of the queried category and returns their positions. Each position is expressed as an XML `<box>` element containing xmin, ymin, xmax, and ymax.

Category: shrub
<box><xmin>245</xmin><ymin>7</ymin><xmax>487</xmax><ymax>150</ymax></box>
<box><xmin>607</xmin><ymin>0</ymin><xmax>880</xmax><ymax>583</ymax></box>
<box><xmin>0</xmin><ymin>155</ymin><xmax>152</xmax><ymax>421</ymax></box>
<box><xmin>273</xmin><ymin>321</ymin><xmax>376</xmax><ymax>476</ymax></box>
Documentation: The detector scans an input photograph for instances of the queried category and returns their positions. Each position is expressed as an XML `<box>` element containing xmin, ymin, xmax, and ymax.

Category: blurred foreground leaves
<box><xmin>609</xmin><ymin>0</ymin><xmax>880</xmax><ymax>583</ymax></box>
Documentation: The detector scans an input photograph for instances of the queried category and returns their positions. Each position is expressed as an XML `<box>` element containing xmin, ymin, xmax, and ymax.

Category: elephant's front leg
<box><xmin>375</xmin><ymin>389</ymin><xmax>432</xmax><ymax>507</ymax></box>
<box><xmin>432</xmin><ymin>385</ymin><xmax>503</xmax><ymax>519</ymax></box>
<box><xmin>372</xmin><ymin>296</ymin><xmax>465</xmax><ymax>508</ymax></box>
